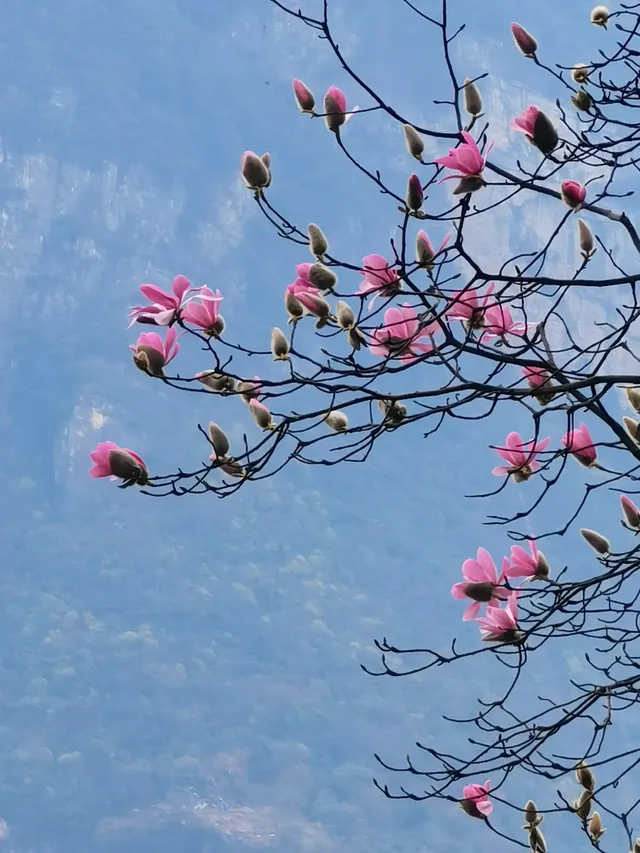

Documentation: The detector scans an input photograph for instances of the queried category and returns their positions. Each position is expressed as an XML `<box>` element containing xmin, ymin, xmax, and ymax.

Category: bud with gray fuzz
<box><xmin>572</xmin><ymin>64</ymin><xmax>590</xmax><ymax>84</ymax></box>
<box><xmin>590</xmin><ymin>6</ymin><xmax>610</xmax><ymax>27</ymax></box>
<box><xmin>523</xmin><ymin>801</ymin><xmax>543</xmax><ymax>828</ymax></box>
<box><xmin>237</xmin><ymin>379</ymin><xmax>260</xmax><ymax>405</ymax></box>
<box><xmin>621</xmin><ymin>495</ymin><xmax>640</xmax><ymax>530</ymax></box>
<box><xmin>626</xmin><ymin>387</ymin><xmax>640</xmax><ymax>413</ymax></box>
<box><xmin>589</xmin><ymin>811</ymin><xmax>605</xmax><ymax>842</ymax></box>
<box><xmin>324</xmin><ymin>90</ymin><xmax>346</xmax><ymax>133</ymax></box>
<box><xmin>534</xmin><ymin>552</ymin><xmax>550</xmax><ymax>580</ymax></box>
<box><xmin>249</xmin><ymin>400</ymin><xmax>274</xmax><ymax>430</ymax></box>
<box><xmin>220</xmin><ymin>458</ymin><xmax>246</xmax><ymax>479</ymax></box>
<box><xmin>416</xmin><ymin>231</ymin><xmax>436</xmax><ymax>267</ymax></box>
<box><xmin>406</xmin><ymin>174</ymin><xmax>424</xmax><ymax>212</ymax></box>
<box><xmin>463</xmin><ymin>78</ymin><xmax>483</xmax><ymax>117</ymax></box>
<box><xmin>241</xmin><ymin>152</ymin><xmax>270</xmax><ymax>191</ymax></box>
<box><xmin>133</xmin><ymin>344</ymin><xmax>167</xmax><ymax>378</ymax></box>
<box><xmin>336</xmin><ymin>301</ymin><xmax>355</xmax><ymax>330</ymax></box>
<box><xmin>580</xmin><ymin>528</ymin><xmax>611</xmax><ymax>556</ymax></box>
<box><xmin>261</xmin><ymin>153</ymin><xmax>272</xmax><ymax>188</ymax></box>
<box><xmin>109</xmin><ymin>449</ymin><xmax>149</xmax><ymax>486</ymax></box>
<box><xmin>571</xmin><ymin>89</ymin><xmax>592</xmax><ymax>112</ymax></box>
<box><xmin>512</xmin><ymin>23</ymin><xmax>538</xmax><ymax>57</ymax></box>
<box><xmin>532</xmin><ymin>111</ymin><xmax>558</xmax><ymax>155</ymax></box>
<box><xmin>578</xmin><ymin>219</ymin><xmax>595</xmax><ymax>257</ymax></box>
<box><xmin>325</xmin><ymin>410</ymin><xmax>348</xmax><ymax>432</ymax></box>
<box><xmin>348</xmin><ymin>327</ymin><xmax>366</xmax><ymax>350</ymax></box>
<box><xmin>308</xmin><ymin>262</ymin><xmax>337</xmax><ymax>291</ymax></box>
<box><xmin>576</xmin><ymin>761</ymin><xmax>595</xmax><ymax>792</ymax></box>
<box><xmin>378</xmin><ymin>398</ymin><xmax>407</xmax><ymax>426</ymax></box>
<box><xmin>403</xmin><ymin>124</ymin><xmax>425</xmax><ymax>162</ymax></box>
<box><xmin>633</xmin><ymin>837</ymin><xmax>640</xmax><ymax>853</ymax></box>
<box><xmin>271</xmin><ymin>327</ymin><xmax>290</xmax><ymax>360</ymax></box>
<box><xmin>308</xmin><ymin>223</ymin><xmax>328</xmax><ymax>258</ymax></box>
<box><xmin>574</xmin><ymin>789</ymin><xmax>592</xmax><ymax>820</ymax></box>
<box><xmin>528</xmin><ymin>826</ymin><xmax>546</xmax><ymax>853</ymax></box>
<box><xmin>208</xmin><ymin>422</ymin><xmax>230</xmax><ymax>461</ymax></box>
<box><xmin>453</xmin><ymin>174</ymin><xmax>485</xmax><ymax>195</ymax></box>
<box><xmin>285</xmin><ymin>289</ymin><xmax>304</xmax><ymax>323</ymax></box>
<box><xmin>196</xmin><ymin>371</ymin><xmax>235</xmax><ymax>394</ymax></box>
<box><xmin>624</xmin><ymin>416</ymin><xmax>640</xmax><ymax>442</ymax></box>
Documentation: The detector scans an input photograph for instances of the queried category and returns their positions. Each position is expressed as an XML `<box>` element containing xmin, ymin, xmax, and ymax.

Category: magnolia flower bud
<box><xmin>624</xmin><ymin>416</ymin><xmax>640</xmax><ymax>442</ymax></box>
<box><xmin>109</xmin><ymin>449</ymin><xmax>149</xmax><ymax>485</ymax></box>
<box><xmin>241</xmin><ymin>151</ymin><xmax>270</xmax><ymax>191</ymax></box>
<box><xmin>572</xmin><ymin>64</ymin><xmax>590</xmax><ymax>84</ymax></box>
<box><xmin>237</xmin><ymin>378</ymin><xmax>261</xmax><ymax>404</ymax></box>
<box><xmin>573</xmin><ymin>789</ymin><xmax>592</xmax><ymax>820</ymax></box>
<box><xmin>208</xmin><ymin>422</ymin><xmax>230</xmax><ymax>460</ymax></box>
<box><xmin>325</xmin><ymin>410</ymin><xmax>349</xmax><ymax>432</ymax></box>
<box><xmin>633</xmin><ymin>838</ymin><xmax>640</xmax><ymax>853</ymax></box>
<box><xmin>261</xmin><ymin>153</ymin><xmax>272</xmax><ymax>188</ymax></box>
<box><xmin>336</xmin><ymin>301</ymin><xmax>355</xmax><ymax>330</ymax></box>
<box><xmin>220</xmin><ymin>457</ymin><xmax>246</xmax><ymax>478</ymax></box>
<box><xmin>324</xmin><ymin>88</ymin><xmax>346</xmax><ymax>133</ymax></box>
<box><xmin>271</xmin><ymin>327</ymin><xmax>290</xmax><ymax>360</ymax></box>
<box><xmin>459</xmin><ymin>799</ymin><xmax>484</xmax><ymax>819</ymax></box>
<box><xmin>195</xmin><ymin>371</ymin><xmax>235</xmax><ymax>394</ymax></box>
<box><xmin>535</xmin><ymin>552</ymin><xmax>550</xmax><ymax>580</ymax></box>
<box><xmin>590</xmin><ymin>6</ymin><xmax>610</xmax><ymax>27</ymax></box>
<box><xmin>403</xmin><ymin>124</ymin><xmax>425</xmax><ymax>161</ymax></box>
<box><xmin>347</xmin><ymin>327</ymin><xmax>366</xmax><ymax>350</ymax></box>
<box><xmin>523</xmin><ymin>800</ymin><xmax>542</xmax><ymax>827</ymax></box>
<box><xmin>578</xmin><ymin>219</ymin><xmax>595</xmax><ymax>257</ymax></box>
<box><xmin>453</xmin><ymin>175</ymin><xmax>485</xmax><ymax>195</ymax></box>
<box><xmin>511</xmin><ymin>22</ymin><xmax>538</xmax><ymax>57</ymax></box>
<box><xmin>249</xmin><ymin>399</ymin><xmax>274</xmax><ymax>430</ymax></box>
<box><xmin>293</xmin><ymin>79</ymin><xmax>315</xmax><ymax>113</ymax></box>
<box><xmin>576</xmin><ymin>761</ymin><xmax>595</xmax><ymax>792</ymax></box>
<box><xmin>532</xmin><ymin>111</ymin><xmax>558</xmax><ymax>155</ymax></box>
<box><xmin>378</xmin><ymin>398</ymin><xmax>407</xmax><ymax>425</ymax></box>
<box><xmin>133</xmin><ymin>345</ymin><xmax>166</xmax><ymax>378</ymax></box>
<box><xmin>580</xmin><ymin>528</ymin><xmax>611</xmax><ymax>556</ymax></box>
<box><xmin>589</xmin><ymin>811</ymin><xmax>605</xmax><ymax>841</ymax></box>
<box><xmin>308</xmin><ymin>223</ymin><xmax>328</xmax><ymax>258</ymax></box>
<box><xmin>406</xmin><ymin>174</ymin><xmax>424</xmax><ymax>212</ymax></box>
<box><xmin>626</xmin><ymin>387</ymin><xmax>640</xmax><ymax>413</ymax></box>
<box><xmin>416</xmin><ymin>231</ymin><xmax>436</xmax><ymax>267</ymax></box>
<box><xmin>463</xmin><ymin>78</ymin><xmax>483</xmax><ymax>117</ymax></box>
<box><xmin>528</xmin><ymin>826</ymin><xmax>546</xmax><ymax>853</ymax></box>
<box><xmin>571</xmin><ymin>89</ymin><xmax>592</xmax><ymax>112</ymax></box>
<box><xmin>285</xmin><ymin>289</ymin><xmax>304</xmax><ymax>323</ymax></box>
<box><xmin>308</xmin><ymin>262</ymin><xmax>337</xmax><ymax>291</ymax></box>
<box><xmin>621</xmin><ymin>495</ymin><xmax>640</xmax><ymax>530</ymax></box>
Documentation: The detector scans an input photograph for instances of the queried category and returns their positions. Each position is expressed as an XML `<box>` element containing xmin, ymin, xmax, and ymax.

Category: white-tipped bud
<box><xmin>208</xmin><ymin>422</ymin><xmax>230</xmax><ymax>460</ymax></box>
<box><xmin>463</xmin><ymin>78</ymin><xmax>483</xmax><ymax>117</ymax></box>
<box><xmin>576</xmin><ymin>761</ymin><xmax>595</xmax><ymax>792</ymax></box>
<box><xmin>325</xmin><ymin>410</ymin><xmax>349</xmax><ymax>432</ymax></box>
<box><xmin>572</xmin><ymin>64</ymin><xmax>590</xmax><ymax>84</ymax></box>
<box><xmin>571</xmin><ymin>89</ymin><xmax>592</xmax><ymax>112</ymax></box>
<box><xmin>249</xmin><ymin>399</ymin><xmax>274</xmax><ymax>430</ymax></box>
<box><xmin>574</xmin><ymin>789</ymin><xmax>592</xmax><ymax>820</ymax></box>
<box><xmin>626</xmin><ymin>387</ymin><xmax>640</xmax><ymax>414</ymax></box>
<box><xmin>285</xmin><ymin>289</ymin><xmax>304</xmax><ymax>323</ymax></box>
<box><xmin>624</xmin><ymin>416</ymin><xmax>640</xmax><ymax>442</ymax></box>
<box><xmin>590</xmin><ymin>6</ymin><xmax>610</xmax><ymax>27</ymax></box>
<box><xmin>589</xmin><ymin>811</ymin><xmax>605</xmax><ymax>842</ymax></box>
<box><xmin>580</xmin><ymin>528</ymin><xmax>611</xmax><ymax>556</ymax></box>
<box><xmin>528</xmin><ymin>826</ymin><xmax>546</xmax><ymax>853</ymax></box>
<box><xmin>271</xmin><ymin>327</ymin><xmax>290</xmax><ymax>360</ymax></box>
<box><xmin>403</xmin><ymin>124</ymin><xmax>425</xmax><ymax>161</ymax></box>
<box><xmin>308</xmin><ymin>262</ymin><xmax>337</xmax><ymax>291</ymax></box>
<box><xmin>308</xmin><ymin>223</ymin><xmax>328</xmax><ymax>258</ymax></box>
<box><xmin>195</xmin><ymin>371</ymin><xmax>235</xmax><ymax>394</ymax></box>
<box><xmin>578</xmin><ymin>219</ymin><xmax>595</xmax><ymax>257</ymax></box>
<box><xmin>336</xmin><ymin>301</ymin><xmax>355</xmax><ymax>330</ymax></box>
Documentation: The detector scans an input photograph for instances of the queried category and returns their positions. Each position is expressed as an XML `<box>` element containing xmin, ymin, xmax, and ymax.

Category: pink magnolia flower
<box><xmin>130</xmin><ymin>327</ymin><xmax>180</xmax><ymax>377</ymax></box>
<box><xmin>293</xmin><ymin>78</ymin><xmax>315</xmax><ymax>113</ymax></box>
<box><xmin>434</xmin><ymin>131</ymin><xmax>492</xmax><ymax>193</ymax></box>
<box><xmin>505</xmin><ymin>540</ymin><xmax>550</xmax><ymax>581</ymax></box>
<box><xmin>511</xmin><ymin>23</ymin><xmax>538</xmax><ymax>57</ymax></box>
<box><xmin>357</xmin><ymin>254</ymin><xmax>402</xmax><ymax>309</ymax></box>
<box><xmin>476</xmin><ymin>591</ymin><xmax>521</xmax><ymax>642</ymax></box>
<box><xmin>460</xmin><ymin>781</ymin><xmax>493</xmax><ymax>818</ymax></box>
<box><xmin>369</xmin><ymin>303</ymin><xmax>439</xmax><ymax>364</ymax></box>
<box><xmin>446</xmin><ymin>283</ymin><xmax>495</xmax><ymax>330</ymax></box>
<box><xmin>621</xmin><ymin>495</ymin><xmax>640</xmax><ymax>530</ymax></box>
<box><xmin>323</xmin><ymin>86</ymin><xmax>358</xmax><ymax>132</ymax></box>
<box><xmin>561</xmin><ymin>180</ymin><xmax>586</xmax><ymax>211</ymax></box>
<box><xmin>562</xmin><ymin>423</ymin><xmax>597</xmax><ymax>467</ymax></box>
<box><xmin>416</xmin><ymin>230</ymin><xmax>451</xmax><ymax>268</ymax></box>
<box><xmin>451</xmin><ymin>548</ymin><xmax>509</xmax><ymax>621</ymax></box>
<box><xmin>182</xmin><ymin>287</ymin><xmax>225</xmax><ymax>337</ymax></box>
<box><xmin>128</xmin><ymin>275</ymin><xmax>195</xmax><ymax>327</ymax></box>
<box><xmin>481</xmin><ymin>304</ymin><xmax>530</xmax><ymax>340</ymax></box>
<box><xmin>492</xmin><ymin>431</ymin><xmax>550</xmax><ymax>481</ymax></box>
<box><xmin>510</xmin><ymin>106</ymin><xmax>539</xmax><ymax>140</ymax></box>
<box><xmin>89</xmin><ymin>441</ymin><xmax>148</xmax><ymax>486</ymax></box>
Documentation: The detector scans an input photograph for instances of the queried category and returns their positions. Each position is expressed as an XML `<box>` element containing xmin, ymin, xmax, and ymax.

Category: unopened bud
<box><xmin>416</xmin><ymin>230</ymin><xmax>436</xmax><ymax>267</ymax></box>
<box><xmin>576</xmin><ymin>761</ymin><xmax>595</xmax><ymax>792</ymax></box>
<box><xmin>626</xmin><ymin>387</ymin><xmax>640</xmax><ymax>413</ymax></box>
<box><xmin>403</xmin><ymin>124</ymin><xmax>425</xmax><ymax>161</ymax></box>
<box><xmin>336</xmin><ymin>301</ymin><xmax>355</xmax><ymax>330</ymax></box>
<box><xmin>133</xmin><ymin>345</ymin><xmax>166</xmax><ymax>378</ymax></box>
<box><xmin>532</xmin><ymin>111</ymin><xmax>558</xmax><ymax>155</ymax></box>
<box><xmin>293</xmin><ymin>79</ymin><xmax>315</xmax><ymax>113</ymax></box>
<box><xmin>308</xmin><ymin>223</ymin><xmax>328</xmax><ymax>258</ymax></box>
<box><xmin>589</xmin><ymin>811</ymin><xmax>605</xmax><ymax>841</ymax></box>
<box><xmin>453</xmin><ymin>175</ymin><xmax>485</xmax><ymax>195</ymax></box>
<box><xmin>578</xmin><ymin>219</ymin><xmax>595</xmax><ymax>257</ymax></box>
<box><xmin>261</xmin><ymin>153</ymin><xmax>272</xmax><ymax>188</ymax></box>
<box><xmin>308</xmin><ymin>262</ymin><xmax>337</xmax><ymax>291</ymax></box>
<box><xmin>219</xmin><ymin>457</ymin><xmax>246</xmax><ymax>479</ymax></box>
<box><xmin>463</xmin><ymin>78</ymin><xmax>483</xmax><ymax>117</ymax></box>
<box><xmin>535</xmin><ymin>552</ymin><xmax>550</xmax><ymax>580</ymax></box>
<box><xmin>590</xmin><ymin>6</ymin><xmax>610</xmax><ymax>28</ymax></box>
<box><xmin>621</xmin><ymin>495</ymin><xmax>640</xmax><ymax>530</ymax></box>
<box><xmin>511</xmin><ymin>22</ymin><xmax>538</xmax><ymax>57</ymax></box>
<box><xmin>241</xmin><ymin>151</ymin><xmax>270</xmax><ymax>191</ymax></box>
<box><xmin>271</xmin><ymin>327</ymin><xmax>290</xmax><ymax>360</ymax></box>
<box><xmin>580</xmin><ymin>528</ymin><xmax>611</xmax><ymax>556</ymax></box>
<box><xmin>624</xmin><ymin>416</ymin><xmax>640</xmax><ymax>442</ymax></box>
<box><xmin>325</xmin><ymin>410</ymin><xmax>349</xmax><ymax>432</ymax></box>
<box><xmin>572</xmin><ymin>64</ymin><xmax>590</xmax><ymax>84</ymax></box>
<box><xmin>571</xmin><ymin>89</ymin><xmax>592</xmax><ymax>112</ymax></box>
<box><xmin>523</xmin><ymin>800</ymin><xmax>542</xmax><ymax>827</ymax></box>
<box><xmin>324</xmin><ymin>88</ymin><xmax>346</xmax><ymax>133</ymax></box>
<box><xmin>378</xmin><ymin>398</ymin><xmax>407</xmax><ymax>425</ymax></box>
<box><xmin>237</xmin><ymin>378</ymin><xmax>261</xmax><ymax>404</ymax></box>
<box><xmin>574</xmin><ymin>789</ymin><xmax>592</xmax><ymax>820</ymax></box>
<box><xmin>208</xmin><ymin>422</ymin><xmax>230</xmax><ymax>460</ymax></box>
<box><xmin>249</xmin><ymin>399</ymin><xmax>274</xmax><ymax>430</ymax></box>
<box><xmin>406</xmin><ymin>174</ymin><xmax>424</xmax><ymax>212</ymax></box>
<box><xmin>528</xmin><ymin>826</ymin><xmax>546</xmax><ymax>853</ymax></box>
<box><xmin>285</xmin><ymin>289</ymin><xmax>304</xmax><ymax>323</ymax></box>
<box><xmin>348</xmin><ymin>327</ymin><xmax>366</xmax><ymax>350</ymax></box>
<box><xmin>109</xmin><ymin>449</ymin><xmax>148</xmax><ymax>485</ymax></box>
<box><xmin>195</xmin><ymin>371</ymin><xmax>235</xmax><ymax>394</ymax></box>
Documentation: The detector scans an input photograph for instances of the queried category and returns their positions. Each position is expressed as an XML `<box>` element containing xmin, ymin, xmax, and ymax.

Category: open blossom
<box><xmin>357</xmin><ymin>254</ymin><xmax>402</xmax><ymax>308</ymax></box>
<box><xmin>446</xmin><ymin>283</ymin><xmax>494</xmax><ymax>330</ymax></box>
<box><xmin>182</xmin><ymin>287</ymin><xmax>225</xmax><ymax>337</ymax></box>
<box><xmin>482</xmin><ymin>304</ymin><xmax>529</xmax><ymax>340</ymax></box>
<box><xmin>130</xmin><ymin>327</ymin><xmax>179</xmax><ymax>377</ymax></box>
<box><xmin>128</xmin><ymin>275</ymin><xmax>196</xmax><ymax>327</ymax></box>
<box><xmin>89</xmin><ymin>441</ymin><xmax>148</xmax><ymax>486</ymax></box>
<box><xmin>505</xmin><ymin>540</ymin><xmax>550</xmax><ymax>581</ymax></box>
<box><xmin>416</xmin><ymin>230</ymin><xmax>450</xmax><ymax>268</ymax></box>
<box><xmin>460</xmin><ymin>781</ymin><xmax>493</xmax><ymax>818</ymax></box>
<box><xmin>562</xmin><ymin>423</ymin><xmax>597</xmax><ymax>467</ymax></box>
<box><xmin>451</xmin><ymin>548</ymin><xmax>509</xmax><ymax>621</ymax></box>
<box><xmin>492</xmin><ymin>431</ymin><xmax>550</xmax><ymax>481</ymax></box>
<box><xmin>434</xmin><ymin>131</ymin><xmax>492</xmax><ymax>194</ymax></box>
<box><xmin>510</xmin><ymin>106</ymin><xmax>539</xmax><ymax>139</ymax></box>
<box><xmin>369</xmin><ymin>304</ymin><xmax>439</xmax><ymax>364</ymax></box>
<box><xmin>561</xmin><ymin>180</ymin><xmax>586</xmax><ymax>211</ymax></box>
<box><xmin>476</xmin><ymin>591</ymin><xmax>521</xmax><ymax>642</ymax></box>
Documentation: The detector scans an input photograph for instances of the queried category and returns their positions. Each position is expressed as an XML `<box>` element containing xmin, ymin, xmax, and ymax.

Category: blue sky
<box><xmin>0</xmin><ymin>0</ymin><xmax>638</xmax><ymax>851</ymax></box>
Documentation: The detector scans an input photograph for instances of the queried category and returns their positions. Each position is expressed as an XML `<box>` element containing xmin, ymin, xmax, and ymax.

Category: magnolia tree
<box><xmin>89</xmin><ymin>0</ymin><xmax>640</xmax><ymax>850</ymax></box>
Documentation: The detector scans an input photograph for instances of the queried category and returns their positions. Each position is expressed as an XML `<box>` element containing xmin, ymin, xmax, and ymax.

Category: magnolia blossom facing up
<box><xmin>481</xmin><ymin>304</ymin><xmax>529</xmax><ymax>340</ymax></box>
<box><xmin>130</xmin><ymin>327</ymin><xmax>180</xmax><ymax>378</ymax></box>
<box><xmin>446</xmin><ymin>283</ymin><xmax>495</xmax><ymax>330</ymax></box>
<box><xmin>89</xmin><ymin>441</ymin><xmax>148</xmax><ymax>487</ymax></box>
<box><xmin>460</xmin><ymin>781</ymin><xmax>493</xmax><ymax>818</ymax></box>
<box><xmin>562</xmin><ymin>423</ymin><xmax>597</xmax><ymax>467</ymax></box>
<box><xmin>451</xmin><ymin>547</ymin><xmax>509</xmax><ymax>621</ymax></box>
<box><xmin>476</xmin><ymin>591</ymin><xmax>522</xmax><ymax>643</ymax></box>
<box><xmin>492</xmin><ymin>431</ymin><xmax>550</xmax><ymax>481</ymax></box>
<box><xmin>369</xmin><ymin>304</ymin><xmax>439</xmax><ymax>364</ymax></box>
<box><xmin>505</xmin><ymin>540</ymin><xmax>550</xmax><ymax>581</ymax></box>
<box><xmin>357</xmin><ymin>254</ymin><xmax>402</xmax><ymax>308</ymax></box>
<box><xmin>128</xmin><ymin>275</ymin><xmax>196</xmax><ymax>327</ymax></box>
<box><xmin>434</xmin><ymin>131</ymin><xmax>491</xmax><ymax>194</ymax></box>
<box><xmin>182</xmin><ymin>287</ymin><xmax>225</xmax><ymax>337</ymax></box>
